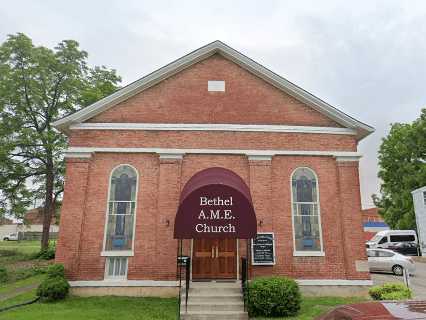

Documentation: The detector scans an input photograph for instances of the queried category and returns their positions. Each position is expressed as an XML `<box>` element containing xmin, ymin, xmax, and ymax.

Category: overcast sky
<box><xmin>1</xmin><ymin>1</ymin><xmax>425</xmax><ymax>208</ymax></box>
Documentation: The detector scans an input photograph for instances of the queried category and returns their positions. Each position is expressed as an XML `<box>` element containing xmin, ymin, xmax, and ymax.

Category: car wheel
<box><xmin>392</xmin><ymin>265</ymin><xmax>404</xmax><ymax>276</ymax></box>
<box><xmin>3</xmin><ymin>238</ymin><xmax>9</xmax><ymax>241</ymax></box>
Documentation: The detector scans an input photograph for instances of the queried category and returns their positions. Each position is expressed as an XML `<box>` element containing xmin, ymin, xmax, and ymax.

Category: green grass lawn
<box><xmin>253</xmin><ymin>296</ymin><xmax>368</xmax><ymax>320</ymax></box>
<box><xmin>0</xmin><ymin>292</ymin><xmax>368</xmax><ymax>320</ymax></box>
<box><xmin>0</xmin><ymin>274</ymin><xmax>44</xmax><ymax>296</ymax></box>
<box><xmin>0</xmin><ymin>241</ymin><xmax>41</xmax><ymax>264</ymax></box>
<box><xmin>0</xmin><ymin>295</ymin><xmax>178</xmax><ymax>320</ymax></box>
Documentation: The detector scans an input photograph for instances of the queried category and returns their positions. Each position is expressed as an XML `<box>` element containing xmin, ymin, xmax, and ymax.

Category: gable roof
<box><xmin>53</xmin><ymin>40</ymin><xmax>374</xmax><ymax>140</ymax></box>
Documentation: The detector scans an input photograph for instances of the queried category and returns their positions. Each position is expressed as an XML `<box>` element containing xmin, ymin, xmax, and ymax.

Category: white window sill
<box><xmin>101</xmin><ymin>251</ymin><xmax>134</xmax><ymax>257</ymax></box>
<box><xmin>293</xmin><ymin>251</ymin><xmax>325</xmax><ymax>257</ymax></box>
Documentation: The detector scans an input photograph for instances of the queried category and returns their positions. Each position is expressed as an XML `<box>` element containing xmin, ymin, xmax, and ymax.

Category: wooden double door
<box><xmin>192</xmin><ymin>238</ymin><xmax>237</xmax><ymax>279</ymax></box>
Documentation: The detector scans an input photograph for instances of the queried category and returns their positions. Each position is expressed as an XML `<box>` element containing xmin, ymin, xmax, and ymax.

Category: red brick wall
<box><xmin>89</xmin><ymin>54</ymin><xmax>341</xmax><ymax>127</ymax></box>
<box><xmin>57</xmin><ymin>153</ymin><xmax>369</xmax><ymax>281</ymax></box>
<box><xmin>56</xmin><ymin>53</ymin><xmax>369</xmax><ymax>282</ymax></box>
<box><xmin>69</xmin><ymin>130</ymin><xmax>357</xmax><ymax>152</ymax></box>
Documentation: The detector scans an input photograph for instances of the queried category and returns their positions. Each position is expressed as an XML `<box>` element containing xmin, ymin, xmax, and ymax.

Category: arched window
<box><xmin>104</xmin><ymin>165</ymin><xmax>138</xmax><ymax>252</ymax></box>
<box><xmin>291</xmin><ymin>167</ymin><xmax>323</xmax><ymax>254</ymax></box>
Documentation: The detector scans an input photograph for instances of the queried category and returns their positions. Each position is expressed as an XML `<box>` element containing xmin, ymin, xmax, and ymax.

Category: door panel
<box><xmin>193</xmin><ymin>239</ymin><xmax>216</xmax><ymax>279</ymax></box>
<box><xmin>192</xmin><ymin>238</ymin><xmax>236</xmax><ymax>279</ymax></box>
<box><xmin>216</xmin><ymin>239</ymin><xmax>237</xmax><ymax>278</ymax></box>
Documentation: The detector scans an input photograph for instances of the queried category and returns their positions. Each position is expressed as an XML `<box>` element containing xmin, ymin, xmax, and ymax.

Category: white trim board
<box><xmin>65</xmin><ymin>147</ymin><xmax>362</xmax><ymax>160</ymax></box>
<box><xmin>52</xmin><ymin>41</ymin><xmax>374</xmax><ymax>140</ymax></box>
<box><xmin>70</xmin><ymin>123</ymin><xmax>357</xmax><ymax>136</ymax></box>
<box><xmin>69</xmin><ymin>279</ymin><xmax>372</xmax><ymax>287</ymax></box>
<box><xmin>69</xmin><ymin>280</ymin><xmax>179</xmax><ymax>287</ymax></box>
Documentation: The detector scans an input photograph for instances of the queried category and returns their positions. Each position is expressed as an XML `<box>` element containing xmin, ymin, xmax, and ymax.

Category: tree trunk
<box><xmin>41</xmin><ymin>159</ymin><xmax>54</xmax><ymax>250</ymax></box>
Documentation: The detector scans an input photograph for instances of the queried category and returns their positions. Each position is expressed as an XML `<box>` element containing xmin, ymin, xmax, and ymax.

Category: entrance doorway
<box><xmin>192</xmin><ymin>238</ymin><xmax>237</xmax><ymax>279</ymax></box>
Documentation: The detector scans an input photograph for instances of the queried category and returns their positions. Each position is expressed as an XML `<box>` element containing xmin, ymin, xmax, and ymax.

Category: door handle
<box><xmin>211</xmin><ymin>247</ymin><xmax>215</xmax><ymax>258</ymax></box>
<box><xmin>216</xmin><ymin>246</ymin><xmax>219</xmax><ymax>258</ymax></box>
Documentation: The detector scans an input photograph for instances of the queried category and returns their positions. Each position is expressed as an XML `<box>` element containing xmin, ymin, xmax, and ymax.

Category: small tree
<box><xmin>374</xmin><ymin>109</ymin><xmax>426</xmax><ymax>229</ymax></box>
<box><xmin>0</xmin><ymin>33</ymin><xmax>121</xmax><ymax>249</ymax></box>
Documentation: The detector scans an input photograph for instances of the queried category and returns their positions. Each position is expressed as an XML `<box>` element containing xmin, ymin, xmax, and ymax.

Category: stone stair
<box><xmin>180</xmin><ymin>281</ymin><xmax>248</xmax><ymax>320</ymax></box>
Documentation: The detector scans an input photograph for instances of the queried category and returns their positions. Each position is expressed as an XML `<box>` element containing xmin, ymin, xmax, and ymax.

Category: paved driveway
<box><xmin>371</xmin><ymin>259</ymin><xmax>426</xmax><ymax>300</ymax></box>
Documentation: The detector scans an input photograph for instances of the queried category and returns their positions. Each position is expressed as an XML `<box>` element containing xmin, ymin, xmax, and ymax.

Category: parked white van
<box><xmin>366</xmin><ymin>230</ymin><xmax>417</xmax><ymax>249</ymax></box>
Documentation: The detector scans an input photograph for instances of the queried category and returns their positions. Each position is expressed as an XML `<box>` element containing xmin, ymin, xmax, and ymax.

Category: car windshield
<box><xmin>370</xmin><ymin>234</ymin><xmax>383</xmax><ymax>242</ymax></box>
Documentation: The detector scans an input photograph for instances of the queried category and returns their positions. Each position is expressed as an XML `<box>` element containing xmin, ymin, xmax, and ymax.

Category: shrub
<box><xmin>46</xmin><ymin>264</ymin><xmax>65</xmax><ymax>279</ymax></box>
<box><xmin>37</xmin><ymin>244</ymin><xmax>56</xmax><ymax>260</ymax></box>
<box><xmin>248</xmin><ymin>276</ymin><xmax>301</xmax><ymax>317</ymax></box>
<box><xmin>36</xmin><ymin>276</ymin><xmax>70</xmax><ymax>302</ymax></box>
<box><xmin>0</xmin><ymin>266</ymin><xmax>8</xmax><ymax>283</ymax></box>
<box><xmin>369</xmin><ymin>283</ymin><xmax>412</xmax><ymax>300</ymax></box>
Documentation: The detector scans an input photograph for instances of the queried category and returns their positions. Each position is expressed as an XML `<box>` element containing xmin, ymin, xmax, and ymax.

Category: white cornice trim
<box><xmin>52</xmin><ymin>41</ymin><xmax>374</xmax><ymax>140</ymax></box>
<box><xmin>335</xmin><ymin>156</ymin><xmax>361</xmax><ymax>162</ymax></box>
<box><xmin>158</xmin><ymin>153</ymin><xmax>184</xmax><ymax>159</ymax></box>
<box><xmin>69</xmin><ymin>123</ymin><xmax>357</xmax><ymax>135</ymax></box>
<box><xmin>248</xmin><ymin>155</ymin><xmax>272</xmax><ymax>161</ymax></box>
<box><xmin>65</xmin><ymin>152</ymin><xmax>92</xmax><ymax>159</ymax></box>
<box><xmin>70</xmin><ymin>280</ymin><xmax>179</xmax><ymax>287</ymax></box>
<box><xmin>64</xmin><ymin>147</ymin><xmax>361</xmax><ymax>159</ymax></box>
<box><xmin>296</xmin><ymin>279</ymin><xmax>373</xmax><ymax>286</ymax></box>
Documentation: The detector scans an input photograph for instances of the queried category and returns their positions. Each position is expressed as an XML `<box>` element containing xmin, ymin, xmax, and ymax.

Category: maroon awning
<box><xmin>174</xmin><ymin>167</ymin><xmax>257</xmax><ymax>239</ymax></box>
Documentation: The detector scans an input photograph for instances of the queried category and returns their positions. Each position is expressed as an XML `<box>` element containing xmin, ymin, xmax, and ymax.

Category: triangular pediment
<box><xmin>53</xmin><ymin>41</ymin><xmax>374</xmax><ymax>140</ymax></box>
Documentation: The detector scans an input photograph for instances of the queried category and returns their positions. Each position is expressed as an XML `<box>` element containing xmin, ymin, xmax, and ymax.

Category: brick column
<box><xmin>55</xmin><ymin>156</ymin><xmax>91</xmax><ymax>280</ymax></box>
<box><xmin>155</xmin><ymin>154</ymin><xmax>183</xmax><ymax>280</ymax></box>
<box><xmin>248</xmin><ymin>155</ymin><xmax>273</xmax><ymax>277</ymax></box>
<box><xmin>336</xmin><ymin>158</ymin><xmax>370</xmax><ymax>280</ymax></box>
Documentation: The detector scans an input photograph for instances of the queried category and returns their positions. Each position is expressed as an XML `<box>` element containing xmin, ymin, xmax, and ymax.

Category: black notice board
<box><xmin>251</xmin><ymin>233</ymin><xmax>275</xmax><ymax>265</ymax></box>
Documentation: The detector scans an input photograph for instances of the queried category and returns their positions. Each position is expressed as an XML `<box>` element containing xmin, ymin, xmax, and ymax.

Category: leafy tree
<box><xmin>374</xmin><ymin>109</ymin><xmax>426</xmax><ymax>229</ymax></box>
<box><xmin>0</xmin><ymin>33</ymin><xmax>121</xmax><ymax>249</ymax></box>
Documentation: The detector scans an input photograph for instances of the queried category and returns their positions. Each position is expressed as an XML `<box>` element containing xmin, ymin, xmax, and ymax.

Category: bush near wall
<box><xmin>369</xmin><ymin>283</ymin><xmax>412</xmax><ymax>300</ymax></box>
<box><xmin>248</xmin><ymin>276</ymin><xmax>301</xmax><ymax>317</ymax></box>
<box><xmin>37</xmin><ymin>264</ymin><xmax>70</xmax><ymax>302</ymax></box>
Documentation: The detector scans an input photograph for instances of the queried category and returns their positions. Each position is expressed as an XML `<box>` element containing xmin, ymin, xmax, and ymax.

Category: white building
<box><xmin>412</xmin><ymin>186</ymin><xmax>426</xmax><ymax>256</ymax></box>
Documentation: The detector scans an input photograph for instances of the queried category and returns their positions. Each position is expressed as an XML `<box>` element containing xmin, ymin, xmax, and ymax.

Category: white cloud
<box><xmin>1</xmin><ymin>0</ymin><xmax>425</xmax><ymax>207</ymax></box>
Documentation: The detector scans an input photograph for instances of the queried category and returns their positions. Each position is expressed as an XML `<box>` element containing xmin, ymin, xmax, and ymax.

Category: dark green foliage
<box><xmin>36</xmin><ymin>276</ymin><xmax>70</xmax><ymax>302</ymax></box>
<box><xmin>369</xmin><ymin>283</ymin><xmax>412</xmax><ymax>300</ymax></box>
<box><xmin>248</xmin><ymin>276</ymin><xmax>301</xmax><ymax>317</ymax></box>
<box><xmin>37</xmin><ymin>263</ymin><xmax>69</xmax><ymax>302</ymax></box>
<box><xmin>0</xmin><ymin>33</ymin><xmax>121</xmax><ymax>250</ymax></box>
<box><xmin>36</xmin><ymin>243</ymin><xmax>56</xmax><ymax>260</ymax></box>
<box><xmin>46</xmin><ymin>263</ymin><xmax>65</xmax><ymax>278</ymax></box>
<box><xmin>0</xmin><ymin>266</ymin><xmax>8</xmax><ymax>283</ymax></box>
<box><xmin>374</xmin><ymin>109</ymin><xmax>426</xmax><ymax>230</ymax></box>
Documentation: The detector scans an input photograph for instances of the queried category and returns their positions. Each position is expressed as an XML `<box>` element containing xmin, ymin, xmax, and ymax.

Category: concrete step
<box><xmin>184</xmin><ymin>287</ymin><xmax>242</xmax><ymax>295</ymax></box>
<box><xmin>184</xmin><ymin>301</ymin><xmax>244</xmax><ymax>312</ymax></box>
<box><xmin>187</xmin><ymin>294</ymin><xmax>243</xmax><ymax>303</ymax></box>
<box><xmin>189</xmin><ymin>281</ymin><xmax>241</xmax><ymax>288</ymax></box>
<box><xmin>180</xmin><ymin>311</ymin><xmax>248</xmax><ymax>320</ymax></box>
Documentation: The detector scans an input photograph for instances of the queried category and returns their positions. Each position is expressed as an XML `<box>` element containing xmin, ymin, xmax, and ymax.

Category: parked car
<box><xmin>317</xmin><ymin>300</ymin><xmax>426</xmax><ymax>320</ymax></box>
<box><xmin>366</xmin><ymin>230</ymin><xmax>417</xmax><ymax>249</ymax></box>
<box><xmin>2</xmin><ymin>233</ymin><xmax>18</xmax><ymax>241</ymax></box>
<box><xmin>387</xmin><ymin>242</ymin><xmax>420</xmax><ymax>256</ymax></box>
<box><xmin>367</xmin><ymin>248</ymin><xmax>415</xmax><ymax>276</ymax></box>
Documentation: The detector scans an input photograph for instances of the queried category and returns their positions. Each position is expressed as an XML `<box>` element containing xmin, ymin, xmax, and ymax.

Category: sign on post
<box><xmin>251</xmin><ymin>232</ymin><xmax>275</xmax><ymax>265</ymax></box>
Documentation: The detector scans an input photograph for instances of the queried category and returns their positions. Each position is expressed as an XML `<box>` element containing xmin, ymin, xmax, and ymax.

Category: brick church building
<box><xmin>54</xmin><ymin>41</ymin><xmax>374</xmax><ymax>296</ymax></box>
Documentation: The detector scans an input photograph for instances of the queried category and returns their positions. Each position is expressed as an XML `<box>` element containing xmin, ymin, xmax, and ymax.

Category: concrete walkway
<box><xmin>0</xmin><ymin>283</ymin><xmax>39</xmax><ymax>302</ymax></box>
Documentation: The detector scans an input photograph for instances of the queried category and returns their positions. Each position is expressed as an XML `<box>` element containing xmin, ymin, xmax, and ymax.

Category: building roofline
<box><xmin>53</xmin><ymin>40</ymin><xmax>375</xmax><ymax>140</ymax></box>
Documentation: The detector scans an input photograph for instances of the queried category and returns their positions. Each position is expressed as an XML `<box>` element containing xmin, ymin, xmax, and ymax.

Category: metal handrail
<box><xmin>241</xmin><ymin>257</ymin><xmax>248</xmax><ymax>312</ymax></box>
<box><xmin>185</xmin><ymin>257</ymin><xmax>191</xmax><ymax>312</ymax></box>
